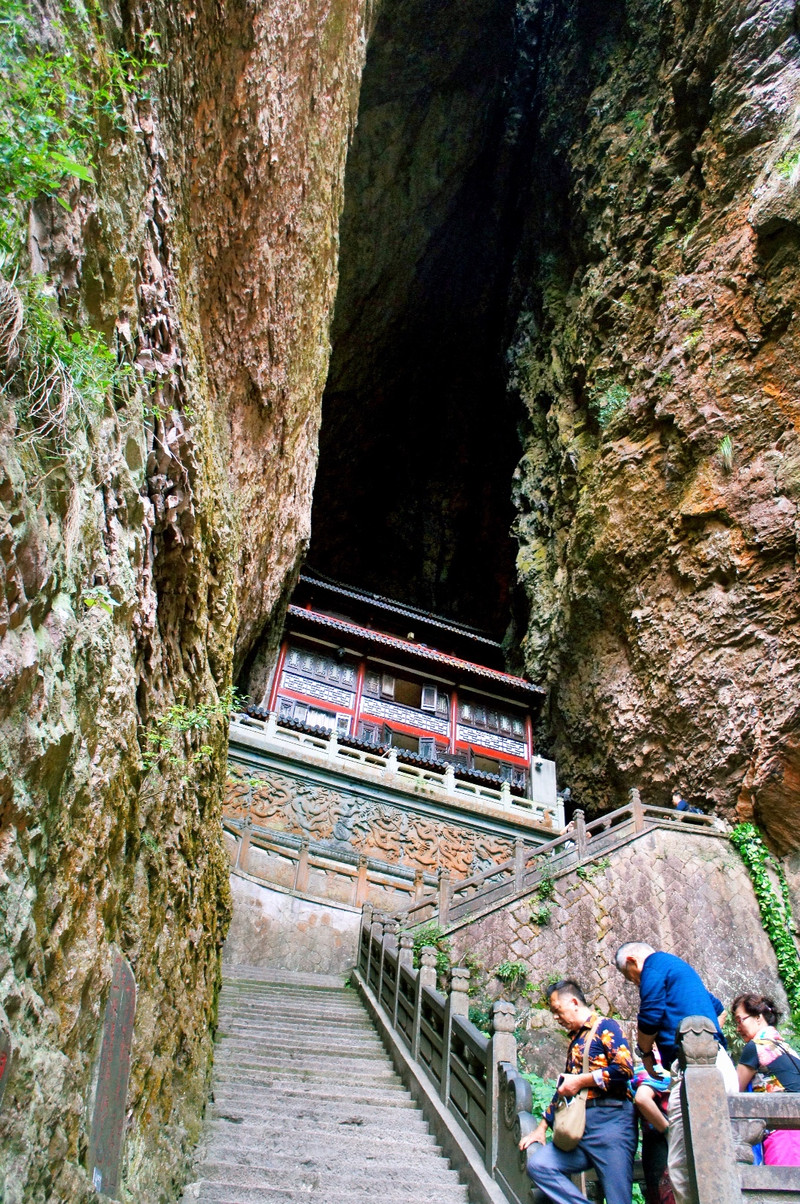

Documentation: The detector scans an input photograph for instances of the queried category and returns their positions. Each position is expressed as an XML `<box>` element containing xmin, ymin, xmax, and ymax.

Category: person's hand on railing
<box><xmin>519</xmin><ymin>1119</ymin><xmax>548</xmax><ymax>1149</ymax></box>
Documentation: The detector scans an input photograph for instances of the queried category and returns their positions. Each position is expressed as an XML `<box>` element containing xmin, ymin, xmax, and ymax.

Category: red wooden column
<box><xmin>449</xmin><ymin>689</ymin><xmax>458</xmax><ymax>754</ymax></box>
<box><xmin>352</xmin><ymin>658</ymin><xmax>367</xmax><ymax>738</ymax></box>
<box><xmin>266</xmin><ymin>640</ymin><xmax>289</xmax><ymax>712</ymax></box>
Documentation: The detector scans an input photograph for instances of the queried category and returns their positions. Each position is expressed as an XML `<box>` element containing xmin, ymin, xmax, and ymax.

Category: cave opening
<box><xmin>307</xmin><ymin>0</ymin><xmax>527</xmax><ymax>641</ymax></box>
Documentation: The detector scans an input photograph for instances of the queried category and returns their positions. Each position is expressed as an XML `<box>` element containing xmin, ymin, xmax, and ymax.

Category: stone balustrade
<box><xmin>355</xmin><ymin>918</ymin><xmax>800</xmax><ymax>1204</ymax></box>
<box><xmin>231</xmin><ymin>712</ymin><xmax>563</xmax><ymax>826</ymax></box>
<box><xmin>388</xmin><ymin>793</ymin><xmax>725</xmax><ymax>931</ymax></box>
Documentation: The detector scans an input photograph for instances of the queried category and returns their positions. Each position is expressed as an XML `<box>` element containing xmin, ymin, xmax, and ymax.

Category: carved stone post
<box><xmin>236</xmin><ymin>816</ymin><xmax>252</xmax><ymax>873</ymax></box>
<box><xmin>294</xmin><ymin>839</ymin><xmax>310</xmax><ymax>893</ymax></box>
<box><xmin>412</xmin><ymin>947</ymin><xmax>438</xmax><ymax>1061</ymax></box>
<box><xmin>354</xmin><ymin>854</ymin><xmax>369</xmax><ymax>906</ymax></box>
<box><xmin>366</xmin><ymin>913</ymin><xmax>385</xmax><ymax>992</ymax></box>
<box><xmin>678</xmin><ymin>1016</ymin><xmax>743</xmax><ymax>1204</ymax></box>
<box><xmin>443</xmin><ymin>764</ymin><xmax>456</xmax><ymax>794</ymax></box>
<box><xmin>265</xmin><ymin>710</ymin><xmax>278</xmax><ymax>738</ymax></box>
<box><xmin>514</xmin><ymin>839</ymin><xmax>526</xmax><ymax>890</ymax></box>
<box><xmin>500</xmin><ymin>781</ymin><xmax>512</xmax><ymax>807</ymax></box>
<box><xmin>326</xmin><ymin>730</ymin><xmax>339</xmax><ymax>760</ymax></box>
<box><xmin>384</xmin><ymin>748</ymin><xmax>399</xmax><ymax>777</ymax></box>
<box><xmin>359</xmin><ymin>903</ymin><xmax>373</xmax><ymax>975</ymax></box>
<box><xmin>574</xmin><ymin>808</ymin><xmax>587</xmax><ymax>859</ymax></box>
<box><xmin>395</xmin><ymin>933</ymin><xmax>414</xmax><ymax>1026</ymax></box>
<box><xmin>413</xmin><ymin>868</ymin><xmax>425</xmax><ymax>899</ymax></box>
<box><xmin>441</xmin><ymin>965</ymin><xmax>471</xmax><ymax>1105</ymax></box>
<box><xmin>487</xmin><ymin>1000</ymin><xmax>517</xmax><ymax>1173</ymax></box>
<box><xmin>630</xmin><ymin>787</ymin><xmax>644</xmax><ymax>832</ymax></box>
<box><xmin>379</xmin><ymin>919</ymin><xmax>398</xmax><ymax>1006</ymax></box>
<box><xmin>438</xmin><ymin>866</ymin><xmax>451</xmax><ymax>926</ymax></box>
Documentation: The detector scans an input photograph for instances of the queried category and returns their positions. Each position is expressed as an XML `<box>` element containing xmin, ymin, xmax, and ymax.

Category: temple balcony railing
<box><xmin>230</xmin><ymin>711</ymin><xmax>564</xmax><ymax>830</ymax></box>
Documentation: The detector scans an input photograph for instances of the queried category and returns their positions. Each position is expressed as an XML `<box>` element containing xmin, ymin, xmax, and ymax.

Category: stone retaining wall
<box><xmin>223</xmin><ymin>872</ymin><xmax>361</xmax><ymax>975</ymax></box>
<box><xmin>450</xmin><ymin>828</ymin><xmax>788</xmax><ymax>1021</ymax></box>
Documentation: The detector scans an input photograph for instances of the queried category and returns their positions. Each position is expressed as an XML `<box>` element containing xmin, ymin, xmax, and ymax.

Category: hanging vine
<box><xmin>730</xmin><ymin>823</ymin><xmax>800</xmax><ymax>1025</ymax></box>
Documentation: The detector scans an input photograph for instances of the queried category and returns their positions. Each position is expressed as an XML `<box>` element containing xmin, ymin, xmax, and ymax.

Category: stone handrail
<box><xmin>354</xmin><ymin>936</ymin><xmax>800</xmax><ymax>1204</ymax></box>
<box><xmin>676</xmin><ymin>1015</ymin><xmax>800</xmax><ymax>1203</ymax></box>
<box><xmin>231</xmin><ymin>712</ymin><xmax>563</xmax><ymax>827</ymax></box>
<box><xmin>356</xmin><ymin>906</ymin><xmax>517</xmax><ymax>1174</ymax></box>
<box><xmin>387</xmin><ymin>793</ymin><xmax>725</xmax><ymax>930</ymax></box>
<box><xmin>222</xmin><ymin>815</ymin><xmax>438</xmax><ymax>907</ymax></box>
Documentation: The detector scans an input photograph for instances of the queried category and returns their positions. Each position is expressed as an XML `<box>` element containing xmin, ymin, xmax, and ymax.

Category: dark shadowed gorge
<box><xmin>1</xmin><ymin>0</ymin><xmax>800</xmax><ymax>1198</ymax></box>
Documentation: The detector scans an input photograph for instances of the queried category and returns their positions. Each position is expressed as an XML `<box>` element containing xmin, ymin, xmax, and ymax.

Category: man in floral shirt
<box><xmin>520</xmin><ymin>979</ymin><xmax>636</xmax><ymax>1204</ymax></box>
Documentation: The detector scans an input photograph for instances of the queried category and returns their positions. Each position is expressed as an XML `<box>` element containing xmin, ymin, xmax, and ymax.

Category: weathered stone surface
<box><xmin>507</xmin><ymin>0</ymin><xmax>800</xmax><ymax>848</ymax></box>
<box><xmin>223</xmin><ymin>873</ymin><xmax>361</xmax><ymax>976</ymax></box>
<box><xmin>0</xmin><ymin>0</ymin><xmax>371</xmax><ymax>1199</ymax></box>
<box><xmin>449</xmin><ymin>829</ymin><xmax>786</xmax><ymax>1044</ymax></box>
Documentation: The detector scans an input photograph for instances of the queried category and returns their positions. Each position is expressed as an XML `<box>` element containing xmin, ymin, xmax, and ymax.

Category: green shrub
<box><xmin>775</xmin><ymin>149</ymin><xmax>800</xmax><ymax>179</ymax></box>
<box><xmin>409</xmin><ymin>921</ymin><xmax>451</xmax><ymax>977</ymax></box>
<box><xmin>495</xmin><ymin>959</ymin><xmax>528</xmax><ymax>987</ymax></box>
<box><xmin>717</xmin><ymin>435</ymin><xmax>733</xmax><ymax>474</ymax></box>
<box><xmin>731</xmin><ymin>823</ymin><xmax>800</xmax><ymax>1026</ymax></box>
<box><xmin>0</xmin><ymin>0</ymin><xmax>162</xmax><ymax>257</ymax></box>
<box><xmin>469</xmin><ymin>1002</ymin><xmax>492</xmax><ymax>1036</ymax></box>
<box><xmin>517</xmin><ymin>1067</ymin><xmax>558</xmax><ymax>1119</ymax></box>
<box><xmin>590</xmin><ymin>381</ymin><xmax>630</xmax><ymax>428</ymax></box>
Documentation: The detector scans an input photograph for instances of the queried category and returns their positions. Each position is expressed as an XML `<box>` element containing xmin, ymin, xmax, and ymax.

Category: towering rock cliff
<box><xmin>2</xmin><ymin>0</ymin><xmax>800</xmax><ymax>1197</ymax></box>
<box><xmin>507</xmin><ymin>0</ymin><xmax>800</xmax><ymax>846</ymax></box>
<box><xmin>312</xmin><ymin>0</ymin><xmax>800</xmax><ymax>848</ymax></box>
<box><xmin>0</xmin><ymin>0</ymin><xmax>371</xmax><ymax>1198</ymax></box>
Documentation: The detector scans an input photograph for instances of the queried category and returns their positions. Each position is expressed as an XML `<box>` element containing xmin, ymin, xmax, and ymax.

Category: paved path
<box><xmin>181</xmin><ymin>965</ymin><xmax>469</xmax><ymax>1203</ymax></box>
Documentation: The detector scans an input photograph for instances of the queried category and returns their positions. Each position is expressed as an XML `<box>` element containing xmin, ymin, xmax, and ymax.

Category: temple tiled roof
<box><xmin>286</xmin><ymin>605</ymin><xmax>545</xmax><ymax>698</ymax></box>
<box><xmin>298</xmin><ymin>573</ymin><xmax>501</xmax><ymax>649</ymax></box>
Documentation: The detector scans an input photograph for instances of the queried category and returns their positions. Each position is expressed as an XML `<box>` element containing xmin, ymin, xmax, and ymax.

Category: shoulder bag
<box><xmin>552</xmin><ymin>1017</ymin><xmax>601</xmax><ymax>1151</ymax></box>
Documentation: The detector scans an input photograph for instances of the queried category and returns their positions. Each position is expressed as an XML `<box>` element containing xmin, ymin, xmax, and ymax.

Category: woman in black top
<box><xmin>733</xmin><ymin>992</ymin><xmax>800</xmax><ymax>1166</ymax></box>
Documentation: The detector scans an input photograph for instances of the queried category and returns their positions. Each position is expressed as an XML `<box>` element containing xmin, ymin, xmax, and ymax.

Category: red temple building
<box><xmin>255</xmin><ymin>573</ymin><xmax>558</xmax><ymax>814</ymax></box>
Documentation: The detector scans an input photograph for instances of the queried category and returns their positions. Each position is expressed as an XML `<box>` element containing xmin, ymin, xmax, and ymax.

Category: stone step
<box><xmin>216</xmin><ymin>1025</ymin><xmax>383</xmax><ymax>1045</ymax></box>
<box><xmin>219</xmin><ymin>1011</ymin><xmax>374</xmax><ymax>1030</ymax></box>
<box><xmin>211</xmin><ymin>1083</ymin><xmax>416</xmax><ymax>1110</ymax></box>
<box><xmin>215</xmin><ymin>1037</ymin><xmax>386</xmax><ymax>1059</ymax></box>
<box><xmin>183</xmin><ymin>970</ymin><xmax>466</xmax><ymax>1204</ymax></box>
<box><xmin>205</xmin><ymin>1128</ymin><xmax>441</xmax><ymax>1159</ymax></box>
<box><xmin>198</xmin><ymin>1156</ymin><xmax>463</xmax><ymax>1186</ymax></box>
<box><xmin>216</xmin><ymin>1011</ymin><xmax>373</xmax><ymax>1030</ymax></box>
<box><xmin>213</xmin><ymin>1048</ymin><xmax>394</xmax><ymax>1071</ymax></box>
<box><xmin>220</xmin><ymin>969</ymin><xmax>347</xmax><ymax>988</ymax></box>
<box><xmin>212</xmin><ymin>1071</ymin><xmax>400</xmax><ymax>1093</ymax></box>
<box><xmin>213</xmin><ymin>1063</ymin><xmax>398</xmax><ymax>1087</ymax></box>
<box><xmin>209</xmin><ymin>1101</ymin><xmax>433</xmax><ymax>1129</ymax></box>
<box><xmin>186</xmin><ymin>1187</ymin><xmax>468</xmax><ymax>1204</ymax></box>
<box><xmin>220</xmin><ymin>989</ymin><xmax>363</xmax><ymax>1006</ymax></box>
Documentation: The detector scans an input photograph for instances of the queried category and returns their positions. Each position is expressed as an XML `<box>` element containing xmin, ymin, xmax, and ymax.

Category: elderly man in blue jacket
<box><xmin>615</xmin><ymin>942</ymin><xmax>738</xmax><ymax>1204</ymax></box>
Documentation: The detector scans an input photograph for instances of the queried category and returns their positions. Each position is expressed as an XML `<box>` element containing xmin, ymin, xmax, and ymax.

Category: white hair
<box><xmin>614</xmin><ymin>942</ymin><xmax>655</xmax><ymax>971</ymax></box>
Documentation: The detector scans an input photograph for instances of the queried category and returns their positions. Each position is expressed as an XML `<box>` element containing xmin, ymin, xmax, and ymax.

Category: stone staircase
<box><xmin>182</xmin><ymin>966</ymin><xmax>471</xmax><ymax>1204</ymax></box>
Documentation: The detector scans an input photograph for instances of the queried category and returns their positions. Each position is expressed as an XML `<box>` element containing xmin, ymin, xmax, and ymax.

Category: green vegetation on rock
<box><xmin>0</xmin><ymin>0</ymin><xmax>161</xmax><ymax>257</ymax></box>
<box><xmin>408</xmin><ymin>921</ymin><xmax>452</xmax><ymax>976</ymax></box>
<box><xmin>731</xmin><ymin>823</ymin><xmax>800</xmax><ymax>1025</ymax></box>
<box><xmin>589</xmin><ymin>380</ymin><xmax>630</xmax><ymax>428</ymax></box>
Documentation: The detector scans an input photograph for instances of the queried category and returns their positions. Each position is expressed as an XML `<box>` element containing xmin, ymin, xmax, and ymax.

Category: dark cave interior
<box><xmin>307</xmin><ymin>0</ymin><xmax>523</xmax><ymax>640</ymax></box>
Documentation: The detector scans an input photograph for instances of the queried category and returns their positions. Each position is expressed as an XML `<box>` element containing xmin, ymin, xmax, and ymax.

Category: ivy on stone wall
<box><xmin>730</xmin><ymin>823</ymin><xmax>800</xmax><ymax>1024</ymax></box>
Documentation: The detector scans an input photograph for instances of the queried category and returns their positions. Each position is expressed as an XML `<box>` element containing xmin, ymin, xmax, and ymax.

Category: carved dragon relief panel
<box><xmin>225</xmin><ymin>765</ymin><xmax>512</xmax><ymax>877</ymax></box>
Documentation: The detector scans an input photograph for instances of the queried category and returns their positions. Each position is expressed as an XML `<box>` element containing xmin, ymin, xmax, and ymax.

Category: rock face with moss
<box><xmin>0</xmin><ymin>0</ymin><xmax>370</xmax><ymax>1198</ymax></box>
<box><xmin>509</xmin><ymin>0</ymin><xmax>800</xmax><ymax>847</ymax></box>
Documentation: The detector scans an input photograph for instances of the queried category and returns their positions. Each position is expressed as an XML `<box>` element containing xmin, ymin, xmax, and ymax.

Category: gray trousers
<box><xmin>526</xmin><ymin>1101</ymin><xmax>637</xmax><ymax>1204</ymax></box>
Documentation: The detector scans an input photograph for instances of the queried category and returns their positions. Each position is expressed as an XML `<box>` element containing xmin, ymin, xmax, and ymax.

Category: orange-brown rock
<box><xmin>510</xmin><ymin>0</ymin><xmax>800</xmax><ymax>849</ymax></box>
